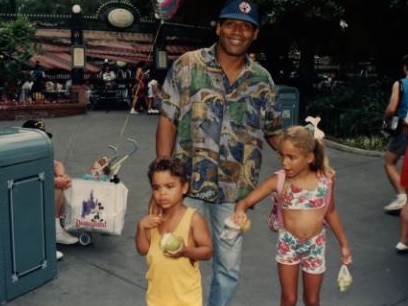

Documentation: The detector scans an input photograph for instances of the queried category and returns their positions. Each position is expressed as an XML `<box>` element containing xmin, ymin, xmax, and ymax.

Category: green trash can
<box><xmin>276</xmin><ymin>85</ymin><xmax>300</xmax><ymax>128</ymax></box>
<box><xmin>0</xmin><ymin>127</ymin><xmax>57</xmax><ymax>304</ymax></box>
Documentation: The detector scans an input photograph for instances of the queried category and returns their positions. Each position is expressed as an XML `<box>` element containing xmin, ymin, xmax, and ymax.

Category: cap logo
<box><xmin>238</xmin><ymin>1</ymin><xmax>251</xmax><ymax>14</ymax></box>
<box><xmin>35</xmin><ymin>121</ymin><xmax>46</xmax><ymax>131</ymax></box>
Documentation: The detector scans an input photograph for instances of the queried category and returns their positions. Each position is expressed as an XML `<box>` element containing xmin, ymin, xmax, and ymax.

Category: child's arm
<box><xmin>54</xmin><ymin>160</ymin><xmax>71</xmax><ymax>190</ymax></box>
<box><xmin>324</xmin><ymin>180</ymin><xmax>352</xmax><ymax>265</ymax></box>
<box><xmin>166</xmin><ymin>212</ymin><xmax>213</xmax><ymax>261</ymax></box>
<box><xmin>135</xmin><ymin>214</ymin><xmax>164</xmax><ymax>256</ymax></box>
<box><xmin>233</xmin><ymin>174</ymin><xmax>278</xmax><ymax>226</ymax></box>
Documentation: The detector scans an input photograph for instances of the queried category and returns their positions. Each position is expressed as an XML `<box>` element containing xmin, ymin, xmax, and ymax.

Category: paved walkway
<box><xmin>1</xmin><ymin>110</ymin><xmax>407</xmax><ymax>306</ymax></box>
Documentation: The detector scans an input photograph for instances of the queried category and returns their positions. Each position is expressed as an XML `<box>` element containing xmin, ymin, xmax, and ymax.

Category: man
<box><xmin>22</xmin><ymin>120</ymin><xmax>78</xmax><ymax>261</ymax></box>
<box><xmin>154</xmin><ymin>1</ymin><xmax>281</xmax><ymax>305</ymax></box>
<box><xmin>383</xmin><ymin>55</ymin><xmax>408</xmax><ymax>212</ymax></box>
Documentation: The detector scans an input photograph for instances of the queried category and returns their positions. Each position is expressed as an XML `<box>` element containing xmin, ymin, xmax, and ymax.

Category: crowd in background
<box><xmin>2</xmin><ymin>60</ymin><xmax>161</xmax><ymax>112</ymax></box>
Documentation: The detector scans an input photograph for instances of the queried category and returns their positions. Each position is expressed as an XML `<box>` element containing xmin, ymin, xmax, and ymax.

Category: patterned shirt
<box><xmin>159</xmin><ymin>43</ymin><xmax>281</xmax><ymax>203</ymax></box>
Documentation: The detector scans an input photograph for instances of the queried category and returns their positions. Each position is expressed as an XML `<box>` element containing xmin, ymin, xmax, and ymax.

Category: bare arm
<box><xmin>384</xmin><ymin>81</ymin><xmax>400</xmax><ymax>119</ymax></box>
<box><xmin>185</xmin><ymin>212</ymin><xmax>213</xmax><ymax>261</ymax></box>
<box><xmin>156</xmin><ymin>115</ymin><xmax>176</xmax><ymax>157</ymax></box>
<box><xmin>167</xmin><ymin>212</ymin><xmax>212</xmax><ymax>261</ymax></box>
<box><xmin>54</xmin><ymin>160</ymin><xmax>71</xmax><ymax>190</ymax></box>
<box><xmin>135</xmin><ymin>214</ymin><xmax>164</xmax><ymax>255</ymax></box>
<box><xmin>324</xmin><ymin>180</ymin><xmax>352</xmax><ymax>265</ymax></box>
<box><xmin>233</xmin><ymin>174</ymin><xmax>278</xmax><ymax>225</ymax></box>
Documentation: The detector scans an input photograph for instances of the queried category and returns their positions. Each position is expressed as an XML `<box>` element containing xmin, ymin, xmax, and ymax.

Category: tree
<box><xmin>254</xmin><ymin>0</ymin><xmax>345</xmax><ymax>104</ymax></box>
<box><xmin>0</xmin><ymin>17</ymin><xmax>35</xmax><ymax>88</ymax></box>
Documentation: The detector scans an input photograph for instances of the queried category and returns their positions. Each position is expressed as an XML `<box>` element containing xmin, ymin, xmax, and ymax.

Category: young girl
<box><xmin>135</xmin><ymin>157</ymin><xmax>213</xmax><ymax>306</ymax></box>
<box><xmin>233</xmin><ymin>125</ymin><xmax>352</xmax><ymax>306</ymax></box>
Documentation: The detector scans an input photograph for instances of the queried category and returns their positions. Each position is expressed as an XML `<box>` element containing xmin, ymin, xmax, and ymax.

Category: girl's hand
<box><xmin>341</xmin><ymin>246</ymin><xmax>352</xmax><ymax>265</ymax></box>
<box><xmin>231</xmin><ymin>211</ymin><xmax>248</xmax><ymax>227</ymax></box>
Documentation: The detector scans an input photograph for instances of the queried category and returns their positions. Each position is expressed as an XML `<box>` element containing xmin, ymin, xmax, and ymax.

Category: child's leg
<box><xmin>299</xmin><ymin>230</ymin><xmax>326</xmax><ymax>306</ymax></box>
<box><xmin>278</xmin><ymin>263</ymin><xmax>299</xmax><ymax>306</ymax></box>
<box><xmin>399</xmin><ymin>200</ymin><xmax>408</xmax><ymax>245</ymax></box>
<box><xmin>147</xmin><ymin>97</ymin><xmax>153</xmax><ymax>111</ymax></box>
<box><xmin>302</xmin><ymin>272</ymin><xmax>324</xmax><ymax>306</ymax></box>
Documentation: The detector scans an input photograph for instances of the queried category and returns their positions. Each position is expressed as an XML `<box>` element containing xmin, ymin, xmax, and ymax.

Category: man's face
<box><xmin>216</xmin><ymin>19</ymin><xmax>259</xmax><ymax>57</ymax></box>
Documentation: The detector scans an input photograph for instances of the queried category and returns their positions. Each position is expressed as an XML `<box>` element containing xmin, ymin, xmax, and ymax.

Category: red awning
<box><xmin>35</xmin><ymin>37</ymin><xmax>198</xmax><ymax>70</ymax></box>
<box><xmin>29</xmin><ymin>52</ymin><xmax>101</xmax><ymax>73</ymax></box>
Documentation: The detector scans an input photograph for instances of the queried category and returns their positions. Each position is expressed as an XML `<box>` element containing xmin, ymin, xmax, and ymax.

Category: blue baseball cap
<box><xmin>219</xmin><ymin>0</ymin><xmax>260</xmax><ymax>27</ymax></box>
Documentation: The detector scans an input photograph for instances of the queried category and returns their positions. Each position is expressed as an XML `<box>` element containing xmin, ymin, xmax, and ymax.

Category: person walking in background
<box><xmin>136</xmin><ymin>157</ymin><xmax>212</xmax><ymax>306</ymax></box>
<box><xmin>130</xmin><ymin>61</ymin><xmax>148</xmax><ymax>114</ymax></box>
<box><xmin>22</xmin><ymin>120</ymin><xmax>78</xmax><ymax>261</ymax></box>
<box><xmin>233</xmin><ymin>124</ymin><xmax>352</xmax><ymax>306</ymax></box>
<box><xmin>146</xmin><ymin>74</ymin><xmax>160</xmax><ymax>114</ymax></box>
<box><xmin>20</xmin><ymin>75</ymin><xmax>33</xmax><ymax>102</ymax></box>
<box><xmin>154</xmin><ymin>1</ymin><xmax>281</xmax><ymax>305</ymax></box>
<box><xmin>396</xmin><ymin>144</ymin><xmax>408</xmax><ymax>252</ymax></box>
<box><xmin>30</xmin><ymin>61</ymin><xmax>46</xmax><ymax>102</ymax></box>
<box><xmin>383</xmin><ymin>55</ymin><xmax>408</xmax><ymax>212</ymax></box>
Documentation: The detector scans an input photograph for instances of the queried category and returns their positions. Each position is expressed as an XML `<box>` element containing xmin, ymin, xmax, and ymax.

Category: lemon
<box><xmin>160</xmin><ymin>233</ymin><xmax>182</xmax><ymax>252</ymax></box>
<box><xmin>241</xmin><ymin>219</ymin><xmax>251</xmax><ymax>232</ymax></box>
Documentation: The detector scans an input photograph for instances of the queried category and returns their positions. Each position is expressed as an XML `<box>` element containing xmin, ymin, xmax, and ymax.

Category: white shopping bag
<box><xmin>64</xmin><ymin>178</ymin><xmax>128</xmax><ymax>236</ymax></box>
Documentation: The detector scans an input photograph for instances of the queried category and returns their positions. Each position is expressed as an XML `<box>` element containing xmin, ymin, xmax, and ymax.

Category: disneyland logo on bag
<box><xmin>76</xmin><ymin>219</ymin><xmax>107</xmax><ymax>228</ymax></box>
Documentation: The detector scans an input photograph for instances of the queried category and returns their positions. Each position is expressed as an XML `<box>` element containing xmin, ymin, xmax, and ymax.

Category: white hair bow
<box><xmin>305</xmin><ymin>116</ymin><xmax>325</xmax><ymax>140</ymax></box>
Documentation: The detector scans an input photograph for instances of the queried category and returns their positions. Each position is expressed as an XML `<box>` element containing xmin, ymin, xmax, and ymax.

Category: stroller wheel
<box><xmin>79</xmin><ymin>232</ymin><xmax>92</xmax><ymax>246</ymax></box>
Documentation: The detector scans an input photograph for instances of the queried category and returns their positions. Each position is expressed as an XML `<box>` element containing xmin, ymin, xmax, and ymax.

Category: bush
<box><xmin>307</xmin><ymin>77</ymin><xmax>391</xmax><ymax>151</ymax></box>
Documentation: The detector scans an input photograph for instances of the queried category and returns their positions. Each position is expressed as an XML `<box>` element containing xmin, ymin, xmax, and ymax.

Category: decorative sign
<box><xmin>107</xmin><ymin>8</ymin><xmax>134</xmax><ymax>28</ymax></box>
<box><xmin>72</xmin><ymin>46</ymin><xmax>85</xmax><ymax>68</ymax></box>
<box><xmin>155</xmin><ymin>49</ymin><xmax>168</xmax><ymax>70</ymax></box>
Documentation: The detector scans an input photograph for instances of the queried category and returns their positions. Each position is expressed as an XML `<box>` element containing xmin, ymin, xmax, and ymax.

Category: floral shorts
<box><xmin>275</xmin><ymin>228</ymin><xmax>326</xmax><ymax>274</ymax></box>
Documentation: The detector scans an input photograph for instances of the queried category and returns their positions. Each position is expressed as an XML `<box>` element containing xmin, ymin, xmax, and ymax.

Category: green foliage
<box><xmin>307</xmin><ymin>77</ymin><xmax>390</xmax><ymax>141</ymax></box>
<box><xmin>307</xmin><ymin>77</ymin><xmax>392</xmax><ymax>151</ymax></box>
<box><xmin>258</xmin><ymin>0</ymin><xmax>344</xmax><ymax>24</ymax></box>
<box><xmin>0</xmin><ymin>17</ymin><xmax>34</xmax><ymax>82</ymax></box>
<box><xmin>328</xmin><ymin>135</ymin><xmax>388</xmax><ymax>151</ymax></box>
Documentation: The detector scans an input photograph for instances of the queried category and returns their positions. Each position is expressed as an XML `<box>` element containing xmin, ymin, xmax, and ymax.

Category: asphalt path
<box><xmin>1</xmin><ymin>110</ymin><xmax>407</xmax><ymax>306</ymax></box>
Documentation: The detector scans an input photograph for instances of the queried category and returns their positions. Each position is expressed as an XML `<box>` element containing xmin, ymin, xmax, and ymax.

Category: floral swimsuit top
<box><xmin>281</xmin><ymin>177</ymin><xmax>330</xmax><ymax>210</ymax></box>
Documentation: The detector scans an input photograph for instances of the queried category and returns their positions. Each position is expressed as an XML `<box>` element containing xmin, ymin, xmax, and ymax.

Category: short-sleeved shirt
<box><xmin>159</xmin><ymin>44</ymin><xmax>282</xmax><ymax>203</ymax></box>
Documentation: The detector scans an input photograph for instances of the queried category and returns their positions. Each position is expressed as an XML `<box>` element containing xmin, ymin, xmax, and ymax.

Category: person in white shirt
<box><xmin>147</xmin><ymin>78</ymin><xmax>160</xmax><ymax>114</ymax></box>
<box><xmin>20</xmin><ymin>77</ymin><xmax>33</xmax><ymax>102</ymax></box>
<box><xmin>102</xmin><ymin>66</ymin><xmax>116</xmax><ymax>88</ymax></box>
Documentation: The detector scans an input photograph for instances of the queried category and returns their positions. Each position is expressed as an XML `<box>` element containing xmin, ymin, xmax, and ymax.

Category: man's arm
<box><xmin>156</xmin><ymin>115</ymin><xmax>176</xmax><ymax>157</ymax></box>
<box><xmin>265</xmin><ymin>134</ymin><xmax>280</xmax><ymax>151</ymax></box>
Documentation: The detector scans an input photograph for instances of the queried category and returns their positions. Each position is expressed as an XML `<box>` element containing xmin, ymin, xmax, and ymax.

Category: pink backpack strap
<box><xmin>275</xmin><ymin>170</ymin><xmax>286</xmax><ymax>226</ymax></box>
<box><xmin>322</xmin><ymin>176</ymin><xmax>333</xmax><ymax>216</ymax></box>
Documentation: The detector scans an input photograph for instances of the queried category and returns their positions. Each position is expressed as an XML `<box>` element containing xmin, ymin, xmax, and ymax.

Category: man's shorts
<box><xmin>276</xmin><ymin>228</ymin><xmax>326</xmax><ymax>274</ymax></box>
<box><xmin>387</xmin><ymin>133</ymin><xmax>408</xmax><ymax>156</ymax></box>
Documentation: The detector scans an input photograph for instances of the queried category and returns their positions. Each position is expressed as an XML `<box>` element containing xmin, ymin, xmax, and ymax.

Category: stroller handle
<box><xmin>126</xmin><ymin>138</ymin><xmax>138</xmax><ymax>156</ymax></box>
<box><xmin>110</xmin><ymin>138</ymin><xmax>138</xmax><ymax>176</ymax></box>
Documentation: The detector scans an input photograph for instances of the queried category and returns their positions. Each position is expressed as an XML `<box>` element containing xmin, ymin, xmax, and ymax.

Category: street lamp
<box><xmin>71</xmin><ymin>4</ymin><xmax>85</xmax><ymax>85</ymax></box>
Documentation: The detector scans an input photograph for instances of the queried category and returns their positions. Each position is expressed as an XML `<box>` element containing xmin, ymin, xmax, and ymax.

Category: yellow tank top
<box><xmin>146</xmin><ymin>207</ymin><xmax>202</xmax><ymax>306</ymax></box>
